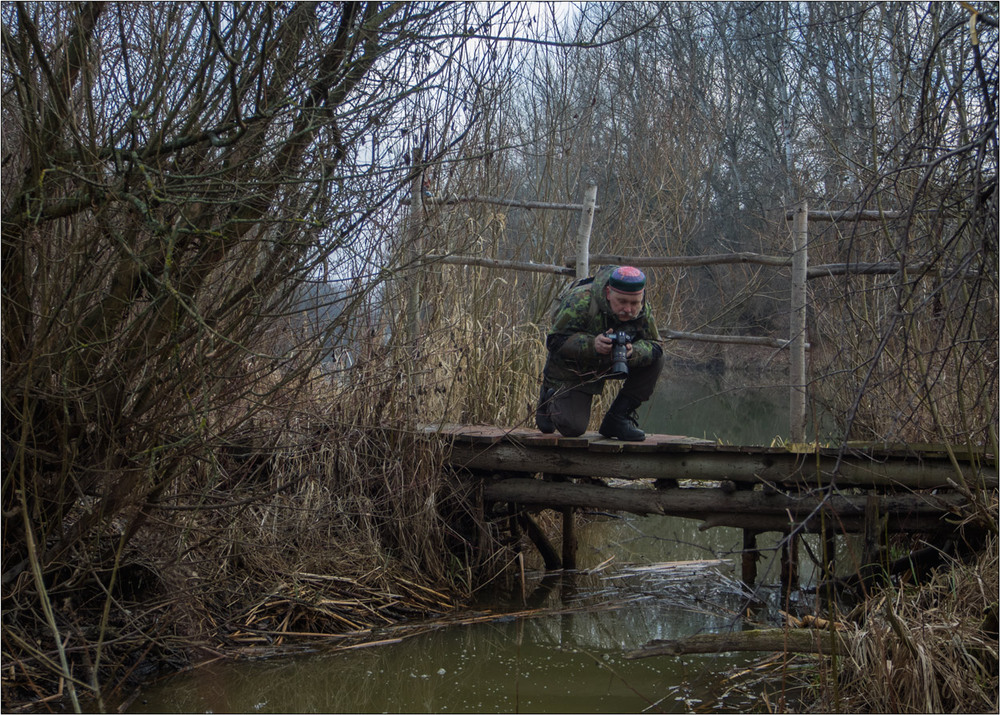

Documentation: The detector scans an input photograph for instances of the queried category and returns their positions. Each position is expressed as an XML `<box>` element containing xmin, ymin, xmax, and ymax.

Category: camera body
<box><xmin>607</xmin><ymin>330</ymin><xmax>632</xmax><ymax>379</ymax></box>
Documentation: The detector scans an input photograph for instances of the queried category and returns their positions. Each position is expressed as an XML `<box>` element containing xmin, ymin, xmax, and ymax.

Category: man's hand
<box><xmin>594</xmin><ymin>332</ymin><xmax>613</xmax><ymax>355</ymax></box>
<box><xmin>594</xmin><ymin>331</ymin><xmax>633</xmax><ymax>357</ymax></box>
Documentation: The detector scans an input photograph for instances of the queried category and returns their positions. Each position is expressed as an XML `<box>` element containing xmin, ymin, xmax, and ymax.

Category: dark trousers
<box><xmin>544</xmin><ymin>357</ymin><xmax>663</xmax><ymax>438</ymax></box>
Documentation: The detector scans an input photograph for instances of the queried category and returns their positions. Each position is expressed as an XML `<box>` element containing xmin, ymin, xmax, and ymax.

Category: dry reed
<box><xmin>748</xmin><ymin>534</ymin><xmax>1000</xmax><ymax>714</ymax></box>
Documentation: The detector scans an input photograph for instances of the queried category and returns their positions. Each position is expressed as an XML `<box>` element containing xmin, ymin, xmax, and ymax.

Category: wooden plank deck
<box><xmin>424</xmin><ymin>424</ymin><xmax>715</xmax><ymax>451</ymax></box>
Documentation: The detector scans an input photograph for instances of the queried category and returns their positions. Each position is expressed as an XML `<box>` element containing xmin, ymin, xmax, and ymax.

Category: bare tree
<box><xmin>1</xmin><ymin>2</ymin><xmax>532</xmax><ymax>705</ymax></box>
<box><xmin>813</xmin><ymin>3</ymin><xmax>998</xmax><ymax>448</ymax></box>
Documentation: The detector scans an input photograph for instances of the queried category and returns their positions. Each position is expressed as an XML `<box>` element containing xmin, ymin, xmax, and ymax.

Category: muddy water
<box><xmin>128</xmin><ymin>372</ymin><xmax>829</xmax><ymax>713</ymax></box>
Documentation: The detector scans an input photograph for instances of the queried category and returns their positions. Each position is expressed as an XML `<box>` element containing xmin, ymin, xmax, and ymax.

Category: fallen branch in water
<box><xmin>626</xmin><ymin>628</ymin><xmax>853</xmax><ymax>659</ymax></box>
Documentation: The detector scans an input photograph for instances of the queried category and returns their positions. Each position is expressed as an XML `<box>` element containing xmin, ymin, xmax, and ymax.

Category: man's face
<box><xmin>605</xmin><ymin>287</ymin><xmax>644</xmax><ymax>322</ymax></box>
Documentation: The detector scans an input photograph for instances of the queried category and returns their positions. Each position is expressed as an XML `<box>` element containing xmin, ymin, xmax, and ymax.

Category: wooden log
<box><xmin>402</xmin><ymin>194</ymin><xmax>600</xmax><ymax>212</ymax></box>
<box><xmin>562</xmin><ymin>507</ymin><xmax>577</xmax><ymax>570</ymax></box>
<box><xmin>483</xmin><ymin>478</ymin><xmax>969</xmax><ymax>533</ymax></box>
<box><xmin>586</xmin><ymin>251</ymin><xmax>792</xmax><ymax>269</ymax></box>
<box><xmin>449</xmin><ymin>441</ymin><xmax>996</xmax><ymax>490</ymax></box>
<box><xmin>517</xmin><ymin>512</ymin><xmax>561</xmax><ymax>570</ymax></box>
<box><xmin>742</xmin><ymin>529</ymin><xmax>760</xmax><ymax>587</ymax></box>
<box><xmin>424</xmin><ymin>253</ymin><xmax>574</xmax><ymax>277</ymax></box>
<box><xmin>785</xmin><ymin>208</ymin><xmax>909</xmax><ymax>221</ymax></box>
<box><xmin>789</xmin><ymin>202</ymin><xmax>808</xmax><ymax>443</ymax></box>
<box><xmin>662</xmin><ymin>328</ymin><xmax>796</xmax><ymax>350</ymax></box>
<box><xmin>626</xmin><ymin>628</ymin><xmax>852</xmax><ymax>659</ymax></box>
<box><xmin>807</xmin><ymin>260</ymin><xmax>981</xmax><ymax>279</ymax></box>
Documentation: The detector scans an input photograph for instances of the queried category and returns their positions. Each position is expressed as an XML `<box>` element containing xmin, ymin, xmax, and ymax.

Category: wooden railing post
<box><xmin>789</xmin><ymin>202</ymin><xmax>809</xmax><ymax>443</ymax></box>
<box><xmin>562</xmin><ymin>182</ymin><xmax>597</xmax><ymax>570</ymax></box>
<box><xmin>405</xmin><ymin>166</ymin><xmax>425</xmax><ymax>351</ymax></box>
<box><xmin>575</xmin><ymin>181</ymin><xmax>597</xmax><ymax>279</ymax></box>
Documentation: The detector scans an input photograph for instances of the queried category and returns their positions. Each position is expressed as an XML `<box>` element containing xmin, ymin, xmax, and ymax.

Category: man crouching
<box><xmin>536</xmin><ymin>265</ymin><xmax>664</xmax><ymax>441</ymax></box>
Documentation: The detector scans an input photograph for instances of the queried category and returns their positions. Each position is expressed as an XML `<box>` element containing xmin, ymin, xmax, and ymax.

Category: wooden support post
<box><xmin>821</xmin><ymin>521</ymin><xmax>837</xmax><ymax>582</ymax></box>
<box><xmin>859</xmin><ymin>494</ymin><xmax>888</xmax><ymax>590</ymax></box>
<box><xmin>741</xmin><ymin>529</ymin><xmax>760</xmax><ymax>587</ymax></box>
<box><xmin>780</xmin><ymin>531</ymin><xmax>800</xmax><ymax>605</ymax></box>
<box><xmin>518</xmin><ymin>512</ymin><xmax>562</xmax><ymax>570</ymax></box>
<box><xmin>576</xmin><ymin>182</ymin><xmax>597</xmax><ymax>279</ymax></box>
<box><xmin>508</xmin><ymin>508</ymin><xmax>522</xmax><ymax>552</ymax></box>
<box><xmin>405</xmin><ymin>164</ymin><xmax>425</xmax><ymax>352</ymax></box>
<box><xmin>789</xmin><ymin>201</ymin><xmax>808</xmax><ymax>443</ymax></box>
<box><xmin>862</xmin><ymin>494</ymin><xmax>883</xmax><ymax>565</ymax></box>
<box><xmin>561</xmin><ymin>507</ymin><xmax>577</xmax><ymax>570</ymax></box>
<box><xmin>815</xmin><ymin>520</ymin><xmax>839</xmax><ymax>608</ymax></box>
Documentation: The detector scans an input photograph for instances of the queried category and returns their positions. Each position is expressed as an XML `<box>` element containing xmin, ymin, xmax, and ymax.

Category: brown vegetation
<box><xmin>1</xmin><ymin>2</ymin><xmax>996</xmax><ymax>713</ymax></box>
<box><xmin>774</xmin><ymin>536</ymin><xmax>999</xmax><ymax>714</ymax></box>
<box><xmin>1</xmin><ymin>331</ymin><xmax>529</xmax><ymax>712</ymax></box>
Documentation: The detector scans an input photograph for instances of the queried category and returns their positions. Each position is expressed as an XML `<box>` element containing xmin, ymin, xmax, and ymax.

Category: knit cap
<box><xmin>608</xmin><ymin>266</ymin><xmax>646</xmax><ymax>293</ymax></box>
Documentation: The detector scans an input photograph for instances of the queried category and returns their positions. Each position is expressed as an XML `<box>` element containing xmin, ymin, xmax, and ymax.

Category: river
<box><xmin>128</xmin><ymin>370</ymin><xmax>835</xmax><ymax>713</ymax></box>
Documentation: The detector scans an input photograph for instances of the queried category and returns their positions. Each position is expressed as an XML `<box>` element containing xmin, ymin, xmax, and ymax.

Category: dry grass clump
<box><xmin>798</xmin><ymin>534</ymin><xmax>999</xmax><ymax>713</ymax></box>
<box><xmin>148</xmin><ymin>351</ymin><xmax>505</xmax><ymax>635</ymax></box>
<box><xmin>408</xmin><ymin>263</ymin><xmax>551</xmax><ymax>429</ymax></box>
<box><xmin>134</xmin><ymin>307</ymin><xmax>543</xmax><ymax>667</ymax></box>
<box><xmin>2</xmin><ymin>229</ymin><xmax>561</xmax><ymax>710</ymax></box>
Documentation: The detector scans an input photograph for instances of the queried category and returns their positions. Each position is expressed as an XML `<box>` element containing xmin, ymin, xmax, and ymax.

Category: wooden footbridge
<box><xmin>426</xmin><ymin>424</ymin><xmax>997</xmax><ymax>590</ymax></box>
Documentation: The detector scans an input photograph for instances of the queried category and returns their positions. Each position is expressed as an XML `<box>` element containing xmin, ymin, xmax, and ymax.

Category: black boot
<box><xmin>599</xmin><ymin>394</ymin><xmax>645</xmax><ymax>441</ymax></box>
<box><xmin>536</xmin><ymin>386</ymin><xmax>555</xmax><ymax>434</ymax></box>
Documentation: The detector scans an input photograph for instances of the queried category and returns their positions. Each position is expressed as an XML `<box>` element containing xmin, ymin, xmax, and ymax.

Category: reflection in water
<box><xmin>129</xmin><ymin>371</ymin><xmax>831</xmax><ymax>713</ymax></box>
<box><xmin>129</xmin><ymin>558</ymin><xmax>758</xmax><ymax>714</ymax></box>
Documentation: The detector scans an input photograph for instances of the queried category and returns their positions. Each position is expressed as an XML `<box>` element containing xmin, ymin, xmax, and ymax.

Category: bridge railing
<box><xmin>404</xmin><ymin>185</ymin><xmax>973</xmax><ymax>442</ymax></box>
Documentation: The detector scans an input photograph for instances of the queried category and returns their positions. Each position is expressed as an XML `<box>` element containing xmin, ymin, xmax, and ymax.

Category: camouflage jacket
<box><xmin>543</xmin><ymin>265</ymin><xmax>662</xmax><ymax>394</ymax></box>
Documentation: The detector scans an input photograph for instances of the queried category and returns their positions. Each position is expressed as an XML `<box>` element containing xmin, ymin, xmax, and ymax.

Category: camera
<box><xmin>607</xmin><ymin>331</ymin><xmax>632</xmax><ymax>379</ymax></box>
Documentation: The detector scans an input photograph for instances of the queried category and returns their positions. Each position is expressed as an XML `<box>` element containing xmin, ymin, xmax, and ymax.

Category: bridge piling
<box><xmin>821</xmin><ymin>521</ymin><xmax>837</xmax><ymax>584</ymax></box>
<box><xmin>518</xmin><ymin>512</ymin><xmax>562</xmax><ymax>570</ymax></box>
<box><xmin>781</xmin><ymin>533</ymin><xmax>800</xmax><ymax>606</ymax></box>
<box><xmin>561</xmin><ymin>507</ymin><xmax>577</xmax><ymax>570</ymax></box>
<box><xmin>742</xmin><ymin>529</ymin><xmax>760</xmax><ymax>587</ymax></box>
